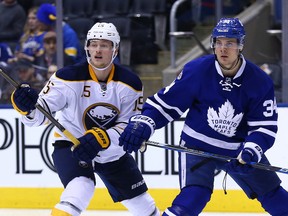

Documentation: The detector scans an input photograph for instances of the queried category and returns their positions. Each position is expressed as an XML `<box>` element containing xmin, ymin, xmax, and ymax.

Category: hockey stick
<box><xmin>0</xmin><ymin>67</ymin><xmax>80</xmax><ymax>147</ymax></box>
<box><xmin>145</xmin><ymin>140</ymin><xmax>288</xmax><ymax>174</ymax></box>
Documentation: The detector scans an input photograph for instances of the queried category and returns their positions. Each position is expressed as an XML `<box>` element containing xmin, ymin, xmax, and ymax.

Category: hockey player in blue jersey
<box><xmin>10</xmin><ymin>22</ymin><xmax>160</xmax><ymax>216</ymax></box>
<box><xmin>119</xmin><ymin>17</ymin><xmax>288</xmax><ymax>215</ymax></box>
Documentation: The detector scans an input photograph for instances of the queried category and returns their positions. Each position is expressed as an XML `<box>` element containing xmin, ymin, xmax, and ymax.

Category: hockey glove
<box><xmin>119</xmin><ymin>114</ymin><xmax>156</xmax><ymax>153</ymax></box>
<box><xmin>238</xmin><ymin>142</ymin><xmax>263</xmax><ymax>164</ymax></box>
<box><xmin>225</xmin><ymin>142</ymin><xmax>263</xmax><ymax>174</ymax></box>
<box><xmin>11</xmin><ymin>84</ymin><xmax>38</xmax><ymax>115</ymax></box>
<box><xmin>72</xmin><ymin>127</ymin><xmax>110</xmax><ymax>162</ymax></box>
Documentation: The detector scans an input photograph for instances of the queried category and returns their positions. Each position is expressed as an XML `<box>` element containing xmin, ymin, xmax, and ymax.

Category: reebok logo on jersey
<box><xmin>207</xmin><ymin>100</ymin><xmax>243</xmax><ymax>137</ymax></box>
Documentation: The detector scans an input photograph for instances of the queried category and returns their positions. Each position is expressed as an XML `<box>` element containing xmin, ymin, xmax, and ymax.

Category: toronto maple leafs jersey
<box><xmin>143</xmin><ymin>54</ymin><xmax>278</xmax><ymax>157</ymax></box>
<box><xmin>22</xmin><ymin>61</ymin><xmax>143</xmax><ymax>163</ymax></box>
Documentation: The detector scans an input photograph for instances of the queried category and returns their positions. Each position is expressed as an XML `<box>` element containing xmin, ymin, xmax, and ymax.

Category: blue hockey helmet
<box><xmin>211</xmin><ymin>18</ymin><xmax>245</xmax><ymax>49</ymax></box>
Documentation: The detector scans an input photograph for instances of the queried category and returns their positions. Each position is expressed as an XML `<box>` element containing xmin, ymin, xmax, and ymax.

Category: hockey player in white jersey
<box><xmin>119</xmin><ymin>18</ymin><xmax>288</xmax><ymax>215</ymax></box>
<box><xmin>10</xmin><ymin>22</ymin><xmax>160</xmax><ymax>216</ymax></box>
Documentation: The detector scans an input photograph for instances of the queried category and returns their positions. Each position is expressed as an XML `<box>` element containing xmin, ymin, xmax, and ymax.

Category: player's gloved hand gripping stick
<box><xmin>0</xmin><ymin>68</ymin><xmax>110</xmax><ymax>162</ymax></box>
<box><xmin>143</xmin><ymin>140</ymin><xmax>288</xmax><ymax>175</ymax></box>
<box><xmin>119</xmin><ymin>113</ymin><xmax>288</xmax><ymax>175</ymax></box>
<box><xmin>0</xmin><ymin>67</ymin><xmax>79</xmax><ymax>149</ymax></box>
<box><xmin>119</xmin><ymin>114</ymin><xmax>156</xmax><ymax>153</ymax></box>
<box><xmin>0</xmin><ymin>67</ymin><xmax>108</xmax><ymax>163</ymax></box>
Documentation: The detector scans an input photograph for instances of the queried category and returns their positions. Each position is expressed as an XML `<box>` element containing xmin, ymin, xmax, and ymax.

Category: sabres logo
<box><xmin>83</xmin><ymin>103</ymin><xmax>119</xmax><ymax>130</ymax></box>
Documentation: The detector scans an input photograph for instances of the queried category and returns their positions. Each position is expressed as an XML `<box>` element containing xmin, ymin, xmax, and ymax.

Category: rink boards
<box><xmin>0</xmin><ymin>107</ymin><xmax>288</xmax><ymax>212</ymax></box>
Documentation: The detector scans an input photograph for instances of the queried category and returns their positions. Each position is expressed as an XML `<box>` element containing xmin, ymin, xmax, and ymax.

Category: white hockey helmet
<box><xmin>86</xmin><ymin>22</ymin><xmax>120</xmax><ymax>48</ymax></box>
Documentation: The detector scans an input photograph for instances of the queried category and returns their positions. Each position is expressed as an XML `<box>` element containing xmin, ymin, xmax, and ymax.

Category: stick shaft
<box><xmin>145</xmin><ymin>140</ymin><xmax>288</xmax><ymax>174</ymax></box>
<box><xmin>0</xmin><ymin>67</ymin><xmax>80</xmax><ymax>146</ymax></box>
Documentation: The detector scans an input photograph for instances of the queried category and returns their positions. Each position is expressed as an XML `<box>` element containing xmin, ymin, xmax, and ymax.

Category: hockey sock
<box><xmin>121</xmin><ymin>192</ymin><xmax>160</xmax><ymax>216</ymax></box>
<box><xmin>52</xmin><ymin>177</ymin><xmax>95</xmax><ymax>216</ymax></box>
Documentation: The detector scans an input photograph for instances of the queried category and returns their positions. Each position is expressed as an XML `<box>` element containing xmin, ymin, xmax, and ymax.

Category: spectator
<box><xmin>15</xmin><ymin>59</ymin><xmax>45</xmax><ymax>93</ymax></box>
<box><xmin>34</xmin><ymin>31</ymin><xmax>75</xmax><ymax>80</ymax></box>
<box><xmin>0</xmin><ymin>0</ymin><xmax>26</xmax><ymax>45</ymax></box>
<box><xmin>0</xmin><ymin>43</ymin><xmax>14</xmax><ymax>63</ymax></box>
<box><xmin>36</xmin><ymin>3</ymin><xmax>83</xmax><ymax>63</ymax></box>
<box><xmin>0</xmin><ymin>43</ymin><xmax>14</xmax><ymax>104</ymax></box>
<box><xmin>9</xmin><ymin>6</ymin><xmax>47</xmax><ymax>64</ymax></box>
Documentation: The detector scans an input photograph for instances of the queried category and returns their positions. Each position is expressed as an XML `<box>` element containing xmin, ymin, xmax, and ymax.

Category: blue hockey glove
<box><xmin>11</xmin><ymin>84</ymin><xmax>38</xmax><ymax>115</ymax></box>
<box><xmin>225</xmin><ymin>142</ymin><xmax>263</xmax><ymax>174</ymax></box>
<box><xmin>119</xmin><ymin>114</ymin><xmax>156</xmax><ymax>153</ymax></box>
<box><xmin>72</xmin><ymin>127</ymin><xmax>110</xmax><ymax>162</ymax></box>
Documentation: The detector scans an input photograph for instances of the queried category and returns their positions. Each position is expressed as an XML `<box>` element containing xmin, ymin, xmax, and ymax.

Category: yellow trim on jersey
<box><xmin>88</xmin><ymin>64</ymin><xmax>115</xmax><ymax>82</ymax></box>
<box><xmin>107</xmin><ymin>64</ymin><xmax>115</xmax><ymax>82</ymax></box>
<box><xmin>88</xmin><ymin>64</ymin><xmax>97</xmax><ymax>81</ymax></box>
<box><xmin>0</xmin><ymin>188</ymin><xmax>264</xmax><ymax>212</ymax></box>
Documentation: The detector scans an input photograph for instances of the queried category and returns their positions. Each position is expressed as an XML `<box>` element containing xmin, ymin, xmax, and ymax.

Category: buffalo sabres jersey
<box><xmin>22</xmin><ymin>61</ymin><xmax>143</xmax><ymax>163</ymax></box>
<box><xmin>143</xmin><ymin>54</ymin><xmax>278</xmax><ymax>157</ymax></box>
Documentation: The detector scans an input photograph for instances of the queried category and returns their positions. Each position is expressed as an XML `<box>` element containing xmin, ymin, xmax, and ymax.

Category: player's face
<box><xmin>87</xmin><ymin>39</ymin><xmax>114</xmax><ymax>69</ymax></box>
<box><xmin>18</xmin><ymin>67</ymin><xmax>34</xmax><ymax>82</ymax></box>
<box><xmin>214</xmin><ymin>38</ymin><xmax>241</xmax><ymax>70</ymax></box>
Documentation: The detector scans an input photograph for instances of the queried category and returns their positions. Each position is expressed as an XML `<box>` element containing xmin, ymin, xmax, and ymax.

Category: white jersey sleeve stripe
<box><xmin>154</xmin><ymin>94</ymin><xmax>184</xmax><ymax>116</ymax></box>
<box><xmin>248</xmin><ymin>127</ymin><xmax>277</xmax><ymax>138</ymax></box>
<box><xmin>146</xmin><ymin>98</ymin><xmax>174</xmax><ymax>122</ymax></box>
<box><xmin>183</xmin><ymin>124</ymin><xmax>241</xmax><ymax>150</ymax></box>
<box><xmin>247</xmin><ymin>120</ymin><xmax>277</xmax><ymax>126</ymax></box>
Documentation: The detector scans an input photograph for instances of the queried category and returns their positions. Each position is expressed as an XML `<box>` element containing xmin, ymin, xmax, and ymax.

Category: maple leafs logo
<box><xmin>207</xmin><ymin>100</ymin><xmax>243</xmax><ymax>137</ymax></box>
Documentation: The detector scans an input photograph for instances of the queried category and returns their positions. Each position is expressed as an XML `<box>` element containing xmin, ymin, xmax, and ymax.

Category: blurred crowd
<box><xmin>0</xmin><ymin>0</ymin><xmax>268</xmax><ymax>105</ymax></box>
<box><xmin>0</xmin><ymin>0</ymin><xmax>85</xmax><ymax>104</ymax></box>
